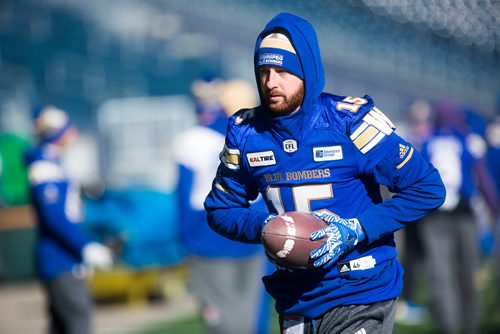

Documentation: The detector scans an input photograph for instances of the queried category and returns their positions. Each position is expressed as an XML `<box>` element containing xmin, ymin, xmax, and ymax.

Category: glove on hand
<box><xmin>264</xmin><ymin>214</ymin><xmax>277</xmax><ymax>225</ymax></box>
<box><xmin>83</xmin><ymin>242</ymin><xmax>113</xmax><ymax>270</ymax></box>
<box><xmin>309</xmin><ymin>211</ymin><xmax>365</xmax><ymax>268</ymax></box>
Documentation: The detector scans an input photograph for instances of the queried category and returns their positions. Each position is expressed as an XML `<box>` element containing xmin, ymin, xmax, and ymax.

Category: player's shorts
<box><xmin>280</xmin><ymin>298</ymin><xmax>397</xmax><ymax>334</ymax></box>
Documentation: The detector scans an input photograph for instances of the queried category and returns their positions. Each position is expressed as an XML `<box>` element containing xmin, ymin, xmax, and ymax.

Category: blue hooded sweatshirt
<box><xmin>205</xmin><ymin>12</ymin><xmax>445</xmax><ymax>318</ymax></box>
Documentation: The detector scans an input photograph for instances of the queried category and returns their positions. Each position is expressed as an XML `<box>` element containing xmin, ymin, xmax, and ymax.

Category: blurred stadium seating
<box><xmin>1</xmin><ymin>0</ymin><xmax>498</xmax><ymax>276</ymax></box>
<box><xmin>0</xmin><ymin>0</ymin><xmax>498</xmax><ymax>134</ymax></box>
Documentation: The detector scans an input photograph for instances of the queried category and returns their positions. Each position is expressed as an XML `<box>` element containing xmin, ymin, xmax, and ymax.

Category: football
<box><xmin>261</xmin><ymin>211</ymin><xmax>327</xmax><ymax>270</ymax></box>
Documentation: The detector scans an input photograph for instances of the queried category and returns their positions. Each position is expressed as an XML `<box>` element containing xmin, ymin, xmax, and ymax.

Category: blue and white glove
<box><xmin>264</xmin><ymin>214</ymin><xmax>277</xmax><ymax>225</ymax></box>
<box><xmin>83</xmin><ymin>242</ymin><xmax>113</xmax><ymax>270</ymax></box>
<box><xmin>309</xmin><ymin>211</ymin><xmax>366</xmax><ymax>268</ymax></box>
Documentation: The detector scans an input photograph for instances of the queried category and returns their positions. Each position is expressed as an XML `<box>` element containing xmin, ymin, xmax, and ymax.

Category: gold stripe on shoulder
<box><xmin>224</xmin><ymin>151</ymin><xmax>240</xmax><ymax>165</ymax></box>
<box><xmin>353</xmin><ymin>125</ymin><xmax>379</xmax><ymax>150</ymax></box>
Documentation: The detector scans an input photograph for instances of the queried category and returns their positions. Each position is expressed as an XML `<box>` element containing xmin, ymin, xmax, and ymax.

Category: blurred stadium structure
<box><xmin>1</xmin><ymin>0</ymin><xmax>499</xmax><ymax>272</ymax></box>
<box><xmin>1</xmin><ymin>0</ymin><xmax>499</xmax><ymax>137</ymax></box>
<box><xmin>0</xmin><ymin>0</ymin><xmax>498</xmax><ymax>264</ymax></box>
<box><xmin>96</xmin><ymin>96</ymin><xmax>195</xmax><ymax>190</ymax></box>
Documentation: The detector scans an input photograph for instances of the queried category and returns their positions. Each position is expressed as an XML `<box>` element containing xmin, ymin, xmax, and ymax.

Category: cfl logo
<box><xmin>283</xmin><ymin>139</ymin><xmax>297</xmax><ymax>153</ymax></box>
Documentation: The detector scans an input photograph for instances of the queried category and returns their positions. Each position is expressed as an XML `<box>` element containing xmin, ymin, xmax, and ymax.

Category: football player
<box><xmin>25</xmin><ymin>106</ymin><xmax>113</xmax><ymax>334</ymax></box>
<box><xmin>419</xmin><ymin>99</ymin><xmax>499</xmax><ymax>334</ymax></box>
<box><xmin>204</xmin><ymin>12</ymin><xmax>445</xmax><ymax>334</ymax></box>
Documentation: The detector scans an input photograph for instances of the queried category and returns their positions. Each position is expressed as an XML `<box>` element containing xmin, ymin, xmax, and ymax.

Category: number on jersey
<box><xmin>336</xmin><ymin>96</ymin><xmax>368</xmax><ymax>113</ymax></box>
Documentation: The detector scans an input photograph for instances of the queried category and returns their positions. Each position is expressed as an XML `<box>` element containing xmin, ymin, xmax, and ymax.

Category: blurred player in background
<box><xmin>173</xmin><ymin>76</ymin><xmax>272</xmax><ymax>334</ymax></box>
<box><xmin>395</xmin><ymin>99</ymin><xmax>433</xmax><ymax>325</ymax></box>
<box><xmin>25</xmin><ymin>105</ymin><xmax>113</xmax><ymax>334</ymax></box>
<box><xmin>485</xmin><ymin>110</ymin><xmax>500</xmax><ymax>197</ymax></box>
<box><xmin>419</xmin><ymin>98</ymin><xmax>499</xmax><ymax>334</ymax></box>
<box><xmin>485</xmin><ymin>113</ymin><xmax>500</xmax><ymax>313</ymax></box>
<box><xmin>204</xmin><ymin>12</ymin><xmax>445</xmax><ymax>334</ymax></box>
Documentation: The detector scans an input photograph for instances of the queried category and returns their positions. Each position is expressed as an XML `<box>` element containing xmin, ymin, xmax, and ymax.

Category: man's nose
<box><xmin>266</xmin><ymin>69</ymin><xmax>279</xmax><ymax>89</ymax></box>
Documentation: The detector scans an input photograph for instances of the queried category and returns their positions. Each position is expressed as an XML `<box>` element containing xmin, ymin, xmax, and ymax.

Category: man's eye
<box><xmin>276</xmin><ymin>69</ymin><xmax>291</xmax><ymax>76</ymax></box>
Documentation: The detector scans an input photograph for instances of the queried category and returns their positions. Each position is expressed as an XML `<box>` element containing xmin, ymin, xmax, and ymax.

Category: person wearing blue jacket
<box><xmin>174</xmin><ymin>77</ymin><xmax>272</xmax><ymax>334</ymax></box>
<box><xmin>204</xmin><ymin>12</ymin><xmax>446</xmax><ymax>334</ymax></box>
<box><xmin>420</xmin><ymin>99</ymin><xmax>499</xmax><ymax>334</ymax></box>
<box><xmin>25</xmin><ymin>105</ymin><xmax>113</xmax><ymax>334</ymax></box>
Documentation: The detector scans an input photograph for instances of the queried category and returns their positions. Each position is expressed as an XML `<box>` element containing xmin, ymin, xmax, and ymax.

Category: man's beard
<box><xmin>263</xmin><ymin>84</ymin><xmax>304</xmax><ymax>117</ymax></box>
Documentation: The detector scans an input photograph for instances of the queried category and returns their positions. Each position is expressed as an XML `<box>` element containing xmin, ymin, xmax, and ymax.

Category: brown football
<box><xmin>261</xmin><ymin>211</ymin><xmax>327</xmax><ymax>270</ymax></box>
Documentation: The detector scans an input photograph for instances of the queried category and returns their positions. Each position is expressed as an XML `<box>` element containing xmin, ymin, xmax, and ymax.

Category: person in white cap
<box><xmin>25</xmin><ymin>105</ymin><xmax>113</xmax><ymax>334</ymax></box>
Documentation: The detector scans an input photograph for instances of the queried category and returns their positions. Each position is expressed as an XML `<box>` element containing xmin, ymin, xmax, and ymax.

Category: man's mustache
<box><xmin>265</xmin><ymin>90</ymin><xmax>285</xmax><ymax>98</ymax></box>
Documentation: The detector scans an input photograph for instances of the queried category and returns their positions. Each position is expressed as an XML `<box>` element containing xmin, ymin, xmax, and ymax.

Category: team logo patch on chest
<box><xmin>313</xmin><ymin>146</ymin><xmax>343</xmax><ymax>161</ymax></box>
<box><xmin>283</xmin><ymin>139</ymin><xmax>297</xmax><ymax>153</ymax></box>
<box><xmin>247</xmin><ymin>151</ymin><xmax>277</xmax><ymax>167</ymax></box>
